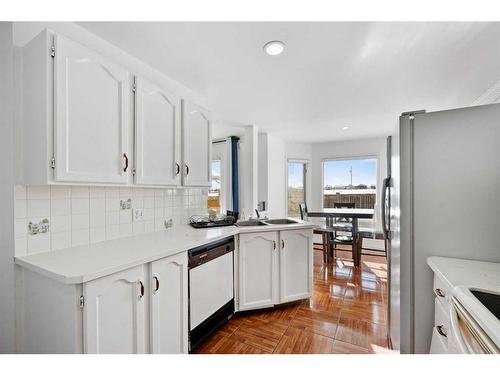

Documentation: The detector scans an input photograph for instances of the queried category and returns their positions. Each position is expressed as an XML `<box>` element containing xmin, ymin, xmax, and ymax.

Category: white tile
<box><xmin>154</xmin><ymin>207</ymin><xmax>164</xmax><ymax>219</ymax></box>
<box><xmin>27</xmin><ymin>233</ymin><xmax>51</xmax><ymax>254</ymax></box>
<box><xmin>15</xmin><ymin>199</ymin><xmax>27</xmax><ymax>219</ymax></box>
<box><xmin>27</xmin><ymin>186</ymin><xmax>50</xmax><ymax>200</ymax></box>
<box><xmin>119</xmin><ymin>223</ymin><xmax>133</xmax><ymax>237</ymax></box>
<box><xmin>27</xmin><ymin>199</ymin><xmax>50</xmax><ymax>218</ymax></box>
<box><xmin>15</xmin><ymin>219</ymin><xmax>26</xmax><ymax>238</ymax></box>
<box><xmin>144</xmin><ymin>197</ymin><xmax>154</xmax><ymax>209</ymax></box>
<box><xmin>106</xmin><ymin>225</ymin><xmax>120</xmax><ymax>240</ymax></box>
<box><xmin>143</xmin><ymin>208</ymin><xmax>154</xmax><ymax>221</ymax></box>
<box><xmin>72</xmin><ymin>213</ymin><xmax>89</xmax><ymax>230</ymax></box>
<box><xmin>105</xmin><ymin>187</ymin><xmax>120</xmax><ymax>198</ymax></box>
<box><xmin>51</xmin><ymin>215</ymin><xmax>71</xmax><ymax>233</ymax></box>
<box><xmin>15</xmin><ymin>185</ymin><xmax>26</xmax><ymax>200</ymax></box>
<box><xmin>51</xmin><ymin>231</ymin><xmax>71</xmax><ymax>251</ymax></box>
<box><xmin>143</xmin><ymin>188</ymin><xmax>155</xmax><ymax>197</ymax></box>
<box><xmin>144</xmin><ymin>220</ymin><xmax>155</xmax><ymax>233</ymax></box>
<box><xmin>50</xmin><ymin>186</ymin><xmax>71</xmax><ymax>200</ymax></box>
<box><xmin>15</xmin><ymin>237</ymin><xmax>27</xmax><ymax>257</ymax></box>
<box><xmin>90</xmin><ymin>226</ymin><xmax>106</xmax><ymax>243</ymax></box>
<box><xmin>51</xmin><ymin>199</ymin><xmax>71</xmax><ymax>216</ymax></box>
<box><xmin>90</xmin><ymin>212</ymin><xmax>106</xmax><ymax>228</ymax></box>
<box><xmin>119</xmin><ymin>187</ymin><xmax>132</xmax><ymax>198</ymax></box>
<box><xmin>89</xmin><ymin>187</ymin><xmax>106</xmax><ymax>198</ymax></box>
<box><xmin>71</xmin><ymin>186</ymin><xmax>89</xmax><ymax>199</ymax></box>
<box><xmin>119</xmin><ymin>210</ymin><xmax>132</xmax><ymax>224</ymax></box>
<box><xmin>90</xmin><ymin>198</ymin><xmax>106</xmax><ymax>213</ymax></box>
<box><xmin>155</xmin><ymin>196</ymin><xmax>164</xmax><ymax>208</ymax></box>
<box><xmin>71</xmin><ymin>229</ymin><xmax>89</xmax><ymax>247</ymax></box>
<box><xmin>71</xmin><ymin>198</ymin><xmax>89</xmax><ymax>214</ymax></box>
<box><xmin>105</xmin><ymin>211</ymin><xmax>119</xmax><ymax>226</ymax></box>
<box><xmin>105</xmin><ymin>198</ymin><xmax>120</xmax><ymax>212</ymax></box>
<box><xmin>132</xmin><ymin>197</ymin><xmax>144</xmax><ymax>209</ymax></box>
<box><xmin>133</xmin><ymin>222</ymin><xmax>145</xmax><ymax>234</ymax></box>
<box><xmin>154</xmin><ymin>220</ymin><xmax>165</xmax><ymax>231</ymax></box>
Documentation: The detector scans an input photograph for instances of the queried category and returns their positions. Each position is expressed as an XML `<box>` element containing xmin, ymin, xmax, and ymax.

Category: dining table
<box><xmin>306</xmin><ymin>208</ymin><xmax>375</xmax><ymax>266</ymax></box>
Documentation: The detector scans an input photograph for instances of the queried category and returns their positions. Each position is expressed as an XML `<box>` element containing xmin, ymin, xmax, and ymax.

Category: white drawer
<box><xmin>433</xmin><ymin>274</ymin><xmax>450</xmax><ymax>310</ymax></box>
<box><xmin>429</xmin><ymin>326</ymin><xmax>448</xmax><ymax>354</ymax></box>
<box><xmin>434</xmin><ymin>297</ymin><xmax>449</xmax><ymax>344</ymax></box>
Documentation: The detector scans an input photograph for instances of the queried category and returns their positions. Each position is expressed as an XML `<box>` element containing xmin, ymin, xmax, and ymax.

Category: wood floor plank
<box><xmin>289</xmin><ymin>306</ymin><xmax>340</xmax><ymax>338</ymax></box>
<box><xmin>230</xmin><ymin>320</ymin><xmax>289</xmax><ymax>353</ymax></box>
<box><xmin>335</xmin><ymin>315</ymin><xmax>388</xmax><ymax>350</ymax></box>
<box><xmin>331</xmin><ymin>340</ymin><xmax>370</xmax><ymax>354</ymax></box>
<box><xmin>274</xmin><ymin>326</ymin><xmax>334</xmax><ymax>354</ymax></box>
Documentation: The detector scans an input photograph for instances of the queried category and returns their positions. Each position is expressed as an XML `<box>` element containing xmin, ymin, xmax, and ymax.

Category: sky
<box><xmin>288</xmin><ymin>162</ymin><xmax>305</xmax><ymax>188</ymax></box>
<box><xmin>323</xmin><ymin>159</ymin><xmax>377</xmax><ymax>187</ymax></box>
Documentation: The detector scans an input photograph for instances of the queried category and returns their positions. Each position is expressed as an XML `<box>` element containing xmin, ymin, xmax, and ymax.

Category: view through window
<box><xmin>323</xmin><ymin>158</ymin><xmax>377</xmax><ymax>209</ymax></box>
<box><xmin>287</xmin><ymin>161</ymin><xmax>306</xmax><ymax>217</ymax></box>
<box><xmin>208</xmin><ymin>160</ymin><xmax>221</xmax><ymax>213</ymax></box>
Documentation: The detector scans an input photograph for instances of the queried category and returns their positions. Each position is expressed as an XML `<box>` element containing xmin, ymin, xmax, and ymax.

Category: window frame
<box><xmin>320</xmin><ymin>155</ymin><xmax>379</xmax><ymax>210</ymax></box>
<box><xmin>286</xmin><ymin>158</ymin><xmax>309</xmax><ymax>218</ymax></box>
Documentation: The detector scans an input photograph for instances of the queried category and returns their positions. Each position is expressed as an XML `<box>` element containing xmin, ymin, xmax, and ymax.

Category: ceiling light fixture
<box><xmin>342</xmin><ymin>126</ymin><xmax>350</xmax><ymax>130</ymax></box>
<box><xmin>263</xmin><ymin>40</ymin><xmax>285</xmax><ymax>56</ymax></box>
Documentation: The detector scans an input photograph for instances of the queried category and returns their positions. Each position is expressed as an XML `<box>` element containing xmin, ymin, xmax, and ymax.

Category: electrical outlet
<box><xmin>133</xmin><ymin>208</ymin><xmax>144</xmax><ymax>222</ymax></box>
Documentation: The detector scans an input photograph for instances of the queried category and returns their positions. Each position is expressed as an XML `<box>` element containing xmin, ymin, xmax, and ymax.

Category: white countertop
<box><xmin>427</xmin><ymin>256</ymin><xmax>500</xmax><ymax>348</ymax></box>
<box><xmin>15</xmin><ymin>221</ymin><xmax>315</xmax><ymax>285</ymax></box>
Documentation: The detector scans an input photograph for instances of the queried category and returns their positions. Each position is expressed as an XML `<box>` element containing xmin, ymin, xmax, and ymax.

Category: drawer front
<box><xmin>434</xmin><ymin>297</ymin><xmax>449</xmax><ymax>345</ymax></box>
<box><xmin>433</xmin><ymin>274</ymin><xmax>450</xmax><ymax>310</ymax></box>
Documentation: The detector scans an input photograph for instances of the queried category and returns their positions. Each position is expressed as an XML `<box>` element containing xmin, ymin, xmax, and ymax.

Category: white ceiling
<box><xmin>77</xmin><ymin>22</ymin><xmax>500</xmax><ymax>143</ymax></box>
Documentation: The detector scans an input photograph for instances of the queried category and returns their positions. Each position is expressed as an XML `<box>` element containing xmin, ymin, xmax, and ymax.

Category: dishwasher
<box><xmin>188</xmin><ymin>236</ymin><xmax>235</xmax><ymax>351</ymax></box>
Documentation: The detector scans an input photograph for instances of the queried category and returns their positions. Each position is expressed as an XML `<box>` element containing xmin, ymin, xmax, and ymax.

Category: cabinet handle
<box><xmin>436</xmin><ymin>325</ymin><xmax>447</xmax><ymax>337</ymax></box>
<box><xmin>185</xmin><ymin>164</ymin><xmax>190</xmax><ymax>175</ymax></box>
<box><xmin>176</xmin><ymin>163</ymin><xmax>181</xmax><ymax>175</ymax></box>
<box><xmin>273</xmin><ymin>240</ymin><xmax>276</xmax><ymax>250</ymax></box>
<box><xmin>435</xmin><ymin>288</ymin><xmax>445</xmax><ymax>298</ymax></box>
<box><xmin>153</xmin><ymin>276</ymin><xmax>160</xmax><ymax>294</ymax></box>
<box><xmin>123</xmin><ymin>153</ymin><xmax>129</xmax><ymax>172</ymax></box>
<box><xmin>138</xmin><ymin>281</ymin><xmax>144</xmax><ymax>299</ymax></box>
<box><xmin>282</xmin><ymin>239</ymin><xmax>285</xmax><ymax>249</ymax></box>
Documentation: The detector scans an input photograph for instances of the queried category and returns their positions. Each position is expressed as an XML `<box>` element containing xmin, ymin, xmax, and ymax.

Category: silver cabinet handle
<box><xmin>185</xmin><ymin>164</ymin><xmax>190</xmax><ymax>175</ymax></box>
<box><xmin>436</xmin><ymin>325</ymin><xmax>447</xmax><ymax>337</ymax></box>
<box><xmin>435</xmin><ymin>288</ymin><xmax>446</xmax><ymax>298</ymax></box>
<box><xmin>176</xmin><ymin>163</ymin><xmax>181</xmax><ymax>175</ymax></box>
<box><xmin>273</xmin><ymin>240</ymin><xmax>276</xmax><ymax>250</ymax></box>
<box><xmin>282</xmin><ymin>239</ymin><xmax>285</xmax><ymax>249</ymax></box>
<box><xmin>138</xmin><ymin>281</ymin><xmax>144</xmax><ymax>299</ymax></box>
<box><xmin>123</xmin><ymin>153</ymin><xmax>129</xmax><ymax>172</ymax></box>
<box><xmin>153</xmin><ymin>276</ymin><xmax>160</xmax><ymax>294</ymax></box>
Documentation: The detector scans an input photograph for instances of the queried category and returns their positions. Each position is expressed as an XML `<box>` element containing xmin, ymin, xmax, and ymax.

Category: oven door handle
<box><xmin>449</xmin><ymin>300</ymin><xmax>469</xmax><ymax>353</ymax></box>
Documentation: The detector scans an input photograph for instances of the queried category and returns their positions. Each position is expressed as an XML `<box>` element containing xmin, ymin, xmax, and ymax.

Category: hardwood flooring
<box><xmin>193</xmin><ymin>248</ymin><xmax>392</xmax><ymax>354</ymax></box>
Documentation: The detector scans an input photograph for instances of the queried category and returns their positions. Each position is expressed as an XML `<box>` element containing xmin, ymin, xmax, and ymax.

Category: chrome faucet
<box><xmin>255</xmin><ymin>209</ymin><xmax>260</xmax><ymax>218</ymax></box>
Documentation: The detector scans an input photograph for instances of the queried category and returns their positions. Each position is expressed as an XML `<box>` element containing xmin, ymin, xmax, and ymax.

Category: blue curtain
<box><xmin>230</xmin><ymin>136</ymin><xmax>239</xmax><ymax>219</ymax></box>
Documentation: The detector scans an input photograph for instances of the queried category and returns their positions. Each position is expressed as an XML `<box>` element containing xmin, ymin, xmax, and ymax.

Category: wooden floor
<box><xmin>194</xmin><ymin>247</ymin><xmax>392</xmax><ymax>354</ymax></box>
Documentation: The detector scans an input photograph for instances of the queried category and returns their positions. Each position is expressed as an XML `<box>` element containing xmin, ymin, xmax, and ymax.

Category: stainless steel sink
<box><xmin>263</xmin><ymin>219</ymin><xmax>299</xmax><ymax>225</ymax></box>
<box><xmin>235</xmin><ymin>220</ymin><xmax>269</xmax><ymax>227</ymax></box>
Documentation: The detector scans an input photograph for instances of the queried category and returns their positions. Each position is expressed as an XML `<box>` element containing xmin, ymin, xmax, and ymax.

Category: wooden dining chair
<box><xmin>331</xmin><ymin>202</ymin><xmax>355</xmax><ymax>263</ymax></box>
<box><xmin>300</xmin><ymin>203</ymin><xmax>331</xmax><ymax>263</ymax></box>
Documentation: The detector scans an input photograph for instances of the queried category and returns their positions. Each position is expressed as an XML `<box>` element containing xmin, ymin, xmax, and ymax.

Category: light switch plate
<box><xmin>133</xmin><ymin>208</ymin><xmax>144</xmax><ymax>222</ymax></box>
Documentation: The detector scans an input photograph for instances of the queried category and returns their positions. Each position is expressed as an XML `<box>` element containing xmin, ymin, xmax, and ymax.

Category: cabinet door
<box><xmin>238</xmin><ymin>231</ymin><xmax>278</xmax><ymax>310</ymax></box>
<box><xmin>182</xmin><ymin>101</ymin><xmax>211</xmax><ymax>187</ymax></box>
<box><xmin>279</xmin><ymin>229</ymin><xmax>312</xmax><ymax>303</ymax></box>
<box><xmin>135</xmin><ymin>77</ymin><xmax>181</xmax><ymax>186</ymax></box>
<box><xmin>83</xmin><ymin>265</ymin><xmax>147</xmax><ymax>354</ymax></box>
<box><xmin>54</xmin><ymin>35</ymin><xmax>129</xmax><ymax>184</ymax></box>
<box><xmin>150</xmin><ymin>252</ymin><xmax>188</xmax><ymax>354</ymax></box>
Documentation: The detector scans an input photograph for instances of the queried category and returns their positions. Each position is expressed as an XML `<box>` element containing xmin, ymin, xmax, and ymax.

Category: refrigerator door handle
<box><xmin>381</xmin><ymin>177</ymin><xmax>391</xmax><ymax>239</ymax></box>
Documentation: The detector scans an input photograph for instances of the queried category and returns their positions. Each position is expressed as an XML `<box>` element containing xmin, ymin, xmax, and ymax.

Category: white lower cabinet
<box><xmin>149</xmin><ymin>252</ymin><xmax>188</xmax><ymax>354</ymax></box>
<box><xmin>238</xmin><ymin>231</ymin><xmax>279</xmax><ymax>310</ymax></box>
<box><xmin>237</xmin><ymin>228</ymin><xmax>313</xmax><ymax>311</ymax></box>
<box><xmin>83</xmin><ymin>265</ymin><xmax>147</xmax><ymax>354</ymax></box>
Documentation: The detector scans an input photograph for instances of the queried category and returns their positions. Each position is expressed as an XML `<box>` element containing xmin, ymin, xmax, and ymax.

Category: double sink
<box><xmin>235</xmin><ymin>218</ymin><xmax>299</xmax><ymax>227</ymax></box>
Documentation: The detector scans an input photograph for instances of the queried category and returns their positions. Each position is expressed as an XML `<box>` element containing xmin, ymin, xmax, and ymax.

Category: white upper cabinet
<box><xmin>149</xmin><ymin>252</ymin><xmax>188</xmax><ymax>354</ymax></box>
<box><xmin>53</xmin><ymin>35</ymin><xmax>130</xmax><ymax>184</ymax></box>
<box><xmin>238</xmin><ymin>231</ymin><xmax>279</xmax><ymax>310</ymax></box>
<box><xmin>134</xmin><ymin>77</ymin><xmax>181</xmax><ymax>186</ymax></box>
<box><xmin>279</xmin><ymin>229</ymin><xmax>312</xmax><ymax>303</ymax></box>
<box><xmin>83</xmin><ymin>265</ymin><xmax>147</xmax><ymax>354</ymax></box>
<box><xmin>182</xmin><ymin>101</ymin><xmax>212</xmax><ymax>187</ymax></box>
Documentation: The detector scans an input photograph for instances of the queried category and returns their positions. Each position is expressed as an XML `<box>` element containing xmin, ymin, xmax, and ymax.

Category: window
<box><xmin>287</xmin><ymin>161</ymin><xmax>307</xmax><ymax>217</ymax></box>
<box><xmin>322</xmin><ymin>158</ymin><xmax>377</xmax><ymax>209</ymax></box>
<box><xmin>208</xmin><ymin>160</ymin><xmax>221</xmax><ymax>213</ymax></box>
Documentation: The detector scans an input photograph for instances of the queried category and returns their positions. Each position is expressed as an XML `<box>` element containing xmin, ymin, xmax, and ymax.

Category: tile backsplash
<box><xmin>14</xmin><ymin>185</ymin><xmax>208</xmax><ymax>256</ymax></box>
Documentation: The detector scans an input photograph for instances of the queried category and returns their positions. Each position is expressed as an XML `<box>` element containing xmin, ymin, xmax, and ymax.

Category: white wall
<box><xmin>267</xmin><ymin>134</ymin><xmax>287</xmax><ymax>219</ymax></box>
<box><xmin>0</xmin><ymin>22</ymin><xmax>15</xmax><ymax>353</ymax></box>
<box><xmin>311</xmin><ymin>136</ymin><xmax>388</xmax><ymax>227</ymax></box>
<box><xmin>257</xmin><ymin>133</ymin><xmax>269</xmax><ymax>210</ymax></box>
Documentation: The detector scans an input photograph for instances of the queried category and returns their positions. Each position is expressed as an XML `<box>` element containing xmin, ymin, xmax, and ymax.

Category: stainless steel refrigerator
<box><xmin>387</xmin><ymin>103</ymin><xmax>500</xmax><ymax>353</ymax></box>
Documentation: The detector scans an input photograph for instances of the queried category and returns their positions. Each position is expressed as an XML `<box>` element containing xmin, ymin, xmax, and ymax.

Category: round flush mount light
<box><xmin>342</xmin><ymin>126</ymin><xmax>350</xmax><ymax>130</ymax></box>
<box><xmin>263</xmin><ymin>40</ymin><xmax>285</xmax><ymax>56</ymax></box>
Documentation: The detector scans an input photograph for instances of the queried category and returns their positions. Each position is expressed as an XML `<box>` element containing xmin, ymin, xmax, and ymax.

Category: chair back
<box><xmin>299</xmin><ymin>203</ymin><xmax>308</xmax><ymax>220</ymax></box>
